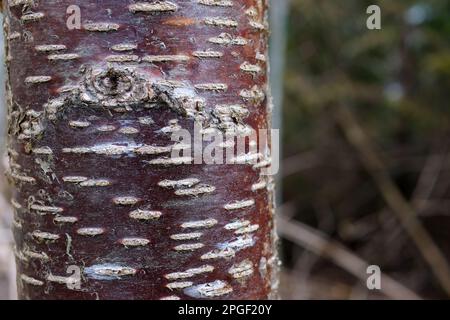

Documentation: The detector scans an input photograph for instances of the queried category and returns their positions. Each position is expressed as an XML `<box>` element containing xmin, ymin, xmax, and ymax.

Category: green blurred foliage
<box><xmin>280</xmin><ymin>0</ymin><xmax>450</xmax><ymax>298</ymax></box>
<box><xmin>284</xmin><ymin>0</ymin><xmax>450</xmax><ymax>153</ymax></box>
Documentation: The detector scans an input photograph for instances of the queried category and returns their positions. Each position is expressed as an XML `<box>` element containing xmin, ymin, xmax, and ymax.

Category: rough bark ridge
<box><xmin>3</xmin><ymin>0</ymin><xmax>277</xmax><ymax>300</ymax></box>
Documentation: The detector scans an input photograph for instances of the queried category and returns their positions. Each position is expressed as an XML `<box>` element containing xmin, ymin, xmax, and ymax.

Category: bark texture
<box><xmin>3</xmin><ymin>0</ymin><xmax>277</xmax><ymax>300</ymax></box>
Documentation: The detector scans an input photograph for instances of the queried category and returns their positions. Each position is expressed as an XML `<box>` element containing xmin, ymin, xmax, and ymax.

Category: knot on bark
<box><xmin>47</xmin><ymin>65</ymin><xmax>209</xmax><ymax>122</ymax></box>
<box><xmin>41</xmin><ymin>65</ymin><xmax>249</xmax><ymax>133</ymax></box>
<box><xmin>79</xmin><ymin>66</ymin><xmax>152</xmax><ymax>107</ymax></box>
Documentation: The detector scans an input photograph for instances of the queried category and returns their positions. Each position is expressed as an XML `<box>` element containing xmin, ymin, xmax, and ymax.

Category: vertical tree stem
<box><xmin>4</xmin><ymin>0</ymin><xmax>277</xmax><ymax>300</ymax></box>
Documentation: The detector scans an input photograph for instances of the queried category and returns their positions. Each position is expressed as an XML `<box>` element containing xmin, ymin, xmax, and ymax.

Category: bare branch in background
<box><xmin>336</xmin><ymin>106</ymin><xmax>450</xmax><ymax>297</ymax></box>
<box><xmin>277</xmin><ymin>211</ymin><xmax>421</xmax><ymax>299</ymax></box>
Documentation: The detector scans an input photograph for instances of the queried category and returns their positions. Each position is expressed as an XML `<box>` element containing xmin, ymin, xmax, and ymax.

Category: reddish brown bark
<box><xmin>4</xmin><ymin>0</ymin><xmax>277</xmax><ymax>300</ymax></box>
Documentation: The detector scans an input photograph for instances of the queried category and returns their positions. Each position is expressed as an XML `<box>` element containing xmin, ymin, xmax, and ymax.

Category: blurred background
<box><xmin>1</xmin><ymin>0</ymin><xmax>450</xmax><ymax>299</ymax></box>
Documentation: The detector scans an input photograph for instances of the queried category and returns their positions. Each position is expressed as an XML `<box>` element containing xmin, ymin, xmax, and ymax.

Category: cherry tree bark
<box><xmin>3</xmin><ymin>0</ymin><xmax>277</xmax><ymax>300</ymax></box>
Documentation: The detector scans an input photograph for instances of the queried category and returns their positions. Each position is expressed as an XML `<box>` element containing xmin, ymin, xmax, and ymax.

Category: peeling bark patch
<box><xmin>112</xmin><ymin>43</ymin><xmax>138</xmax><ymax>52</ymax></box>
<box><xmin>256</xmin><ymin>52</ymin><xmax>267</xmax><ymax>62</ymax></box>
<box><xmin>218</xmin><ymin>235</ymin><xmax>255</xmax><ymax>251</ymax></box>
<box><xmin>46</xmin><ymin>274</ymin><xmax>78</xmax><ymax>287</ymax></box>
<box><xmin>97</xmin><ymin>125</ymin><xmax>117</xmax><ymax>132</ymax></box>
<box><xmin>195</xmin><ymin>83</ymin><xmax>228</xmax><ymax>91</ymax></box>
<box><xmin>230</xmin><ymin>153</ymin><xmax>262</xmax><ymax>165</ymax></box>
<box><xmin>173</xmin><ymin>243</ymin><xmax>205</xmax><ymax>251</ymax></box>
<box><xmin>146</xmin><ymin>157</ymin><xmax>193</xmax><ymax>166</ymax></box>
<box><xmin>30</xmin><ymin>205</ymin><xmax>64</xmax><ymax>214</ymax></box>
<box><xmin>129</xmin><ymin>2</ymin><xmax>178</xmax><ymax>13</ymax></box>
<box><xmin>197</xmin><ymin>0</ymin><xmax>234</xmax><ymax>7</ymax></box>
<box><xmin>192</xmin><ymin>50</ymin><xmax>224</xmax><ymax>59</ymax></box>
<box><xmin>156</xmin><ymin>80</ymin><xmax>188</xmax><ymax>88</ymax></box>
<box><xmin>201</xmin><ymin>247</ymin><xmax>235</xmax><ymax>260</ymax></box>
<box><xmin>21</xmin><ymin>274</ymin><xmax>44</xmax><ymax>286</ymax></box>
<box><xmin>208</xmin><ymin>33</ymin><xmax>248</xmax><ymax>46</ymax></box>
<box><xmin>31</xmin><ymin>231</ymin><xmax>60</xmax><ymax>243</ymax></box>
<box><xmin>259</xmin><ymin>257</ymin><xmax>268</xmax><ymax>278</ymax></box>
<box><xmin>54</xmin><ymin>216</ymin><xmax>78</xmax><ymax>224</ymax></box>
<box><xmin>240</xmin><ymin>85</ymin><xmax>266</xmax><ymax>104</ymax></box>
<box><xmin>129</xmin><ymin>209</ymin><xmax>162</xmax><ymax>221</ymax></box>
<box><xmin>10</xmin><ymin>172</ymin><xmax>36</xmax><ymax>184</ymax></box>
<box><xmin>138</xmin><ymin>117</ymin><xmax>154</xmax><ymax>125</ymax></box>
<box><xmin>25</xmin><ymin>76</ymin><xmax>52</xmax><ymax>84</ymax></box>
<box><xmin>120</xmin><ymin>238</ymin><xmax>150</xmax><ymax>247</ymax></box>
<box><xmin>63</xmin><ymin>144</ymin><xmax>129</xmax><ymax>155</ymax></box>
<box><xmin>21</xmin><ymin>12</ymin><xmax>45</xmax><ymax>22</ymax></box>
<box><xmin>165</xmin><ymin>265</ymin><xmax>214</xmax><ymax>280</ymax></box>
<box><xmin>213</xmin><ymin>104</ymin><xmax>249</xmax><ymax>131</ymax></box>
<box><xmin>63</xmin><ymin>143</ymin><xmax>172</xmax><ymax>156</ymax></box>
<box><xmin>14</xmin><ymin>247</ymin><xmax>28</xmax><ymax>263</ymax></box>
<box><xmin>11</xmin><ymin>109</ymin><xmax>44</xmax><ymax>140</ymax></box>
<box><xmin>69</xmin><ymin>120</ymin><xmax>91</xmax><ymax>128</ymax></box>
<box><xmin>229</xmin><ymin>259</ymin><xmax>254</xmax><ymax>279</ymax></box>
<box><xmin>245</xmin><ymin>7</ymin><xmax>258</xmax><ymax>17</ymax></box>
<box><xmin>253</xmin><ymin>158</ymin><xmax>271</xmax><ymax>170</ymax></box>
<box><xmin>181</xmin><ymin>219</ymin><xmax>218</xmax><ymax>229</ymax></box>
<box><xmin>32</xmin><ymin>147</ymin><xmax>53</xmax><ymax>155</ymax></box>
<box><xmin>79</xmin><ymin>179</ymin><xmax>111</xmax><ymax>187</ymax></box>
<box><xmin>174</xmin><ymin>185</ymin><xmax>216</xmax><ymax>197</ymax></box>
<box><xmin>184</xmin><ymin>280</ymin><xmax>233</xmax><ymax>298</ymax></box>
<box><xmin>23</xmin><ymin>249</ymin><xmax>50</xmax><ymax>261</ymax></box>
<box><xmin>113</xmin><ymin>197</ymin><xmax>140</xmax><ymax>206</ymax></box>
<box><xmin>240</xmin><ymin>62</ymin><xmax>262</xmax><ymax>74</ymax></box>
<box><xmin>83</xmin><ymin>23</ymin><xmax>120</xmax><ymax>32</ymax></box>
<box><xmin>142</xmin><ymin>55</ymin><xmax>190</xmax><ymax>63</ymax></box>
<box><xmin>11</xmin><ymin>199</ymin><xmax>22</xmax><ymax>210</ymax></box>
<box><xmin>48</xmin><ymin>53</ymin><xmax>80</xmax><ymax>61</ymax></box>
<box><xmin>249</xmin><ymin>20</ymin><xmax>267</xmax><ymax>31</ymax></box>
<box><xmin>160</xmin><ymin>295</ymin><xmax>181</xmax><ymax>300</ymax></box>
<box><xmin>63</xmin><ymin>176</ymin><xmax>88</xmax><ymax>183</ymax></box>
<box><xmin>84</xmin><ymin>264</ymin><xmax>137</xmax><ymax>280</ymax></box>
<box><xmin>204</xmin><ymin>17</ymin><xmax>238</xmax><ymax>28</ymax></box>
<box><xmin>35</xmin><ymin>45</ymin><xmax>67</xmax><ymax>52</ymax></box>
<box><xmin>224</xmin><ymin>199</ymin><xmax>255</xmax><ymax>210</ymax></box>
<box><xmin>166</xmin><ymin>281</ymin><xmax>193</xmax><ymax>290</ymax></box>
<box><xmin>214</xmin><ymin>104</ymin><xmax>249</xmax><ymax>118</ymax></box>
<box><xmin>251</xmin><ymin>180</ymin><xmax>267</xmax><ymax>191</ymax></box>
<box><xmin>76</xmin><ymin>228</ymin><xmax>105</xmax><ymax>237</ymax></box>
<box><xmin>224</xmin><ymin>219</ymin><xmax>250</xmax><ymax>230</ymax></box>
<box><xmin>136</xmin><ymin>145</ymin><xmax>173</xmax><ymax>155</ymax></box>
<box><xmin>234</xmin><ymin>224</ymin><xmax>259</xmax><ymax>235</ymax></box>
<box><xmin>159</xmin><ymin>178</ymin><xmax>200</xmax><ymax>189</ymax></box>
<box><xmin>160</xmin><ymin>119</ymin><xmax>182</xmax><ymax>134</ymax></box>
<box><xmin>170</xmin><ymin>232</ymin><xmax>203</xmax><ymax>241</ymax></box>
<box><xmin>105</xmin><ymin>55</ymin><xmax>139</xmax><ymax>63</ymax></box>
<box><xmin>7</xmin><ymin>32</ymin><xmax>21</xmax><ymax>40</ymax></box>
<box><xmin>118</xmin><ymin>127</ymin><xmax>140</xmax><ymax>135</ymax></box>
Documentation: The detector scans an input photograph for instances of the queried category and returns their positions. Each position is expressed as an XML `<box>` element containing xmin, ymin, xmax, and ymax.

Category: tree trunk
<box><xmin>3</xmin><ymin>0</ymin><xmax>277</xmax><ymax>300</ymax></box>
